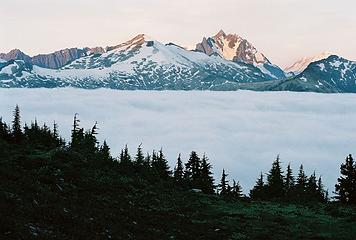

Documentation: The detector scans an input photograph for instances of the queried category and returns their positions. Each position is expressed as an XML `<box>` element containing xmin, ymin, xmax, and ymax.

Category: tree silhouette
<box><xmin>266</xmin><ymin>155</ymin><xmax>284</xmax><ymax>199</ymax></box>
<box><xmin>119</xmin><ymin>145</ymin><xmax>132</xmax><ymax>171</ymax></box>
<box><xmin>184</xmin><ymin>151</ymin><xmax>201</xmax><ymax>187</ymax></box>
<box><xmin>134</xmin><ymin>144</ymin><xmax>145</xmax><ymax>169</ymax></box>
<box><xmin>284</xmin><ymin>163</ymin><xmax>295</xmax><ymax>200</ymax></box>
<box><xmin>231</xmin><ymin>180</ymin><xmax>243</xmax><ymax>198</ymax></box>
<box><xmin>307</xmin><ymin>171</ymin><xmax>318</xmax><ymax>201</ymax></box>
<box><xmin>0</xmin><ymin>117</ymin><xmax>11</xmax><ymax>141</ymax></box>
<box><xmin>100</xmin><ymin>140</ymin><xmax>111</xmax><ymax>161</ymax></box>
<box><xmin>12</xmin><ymin>105</ymin><xmax>22</xmax><ymax>143</ymax></box>
<box><xmin>295</xmin><ymin>164</ymin><xmax>308</xmax><ymax>201</ymax></box>
<box><xmin>173</xmin><ymin>154</ymin><xmax>184</xmax><ymax>183</ymax></box>
<box><xmin>335</xmin><ymin>154</ymin><xmax>356</xmax><ymax>204</ymax></box>
<box><xmin>250</xmin><ymin>172</ymin><xmax>265</xmax><ymax>200</ymax></box>
<box><xmin>219</xmin><ymin>169</ymin><xmax>229</xmax><ymax>196</ymax></box>
<box><xmin>199</xmin><ymin>154</ymin><xmax>215</xmax><ymax>194</ymax></box>
<box><xmin>151</xmin><ymin>149</ymin><xmax>171</xmax><ymax>179</ymax></box>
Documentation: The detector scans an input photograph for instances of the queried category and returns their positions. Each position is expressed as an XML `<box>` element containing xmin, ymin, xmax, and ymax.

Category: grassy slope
<box><xmin>1</xmin><ymin>139</ymin><xmax>356</xmax><ymax>240</ymax></box>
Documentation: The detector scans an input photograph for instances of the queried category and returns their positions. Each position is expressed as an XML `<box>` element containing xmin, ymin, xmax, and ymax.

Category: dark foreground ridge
<box><xmin>1</xmin><ymin>106</ymin><xmax>356</xmax><ymax>239</ymax></box>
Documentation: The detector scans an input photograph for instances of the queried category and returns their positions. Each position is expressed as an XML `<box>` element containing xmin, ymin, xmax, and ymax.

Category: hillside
<box><xmin>1</xmin><ymin>109</ymin><xmax>356</xmax><ymax>239</ymax></box>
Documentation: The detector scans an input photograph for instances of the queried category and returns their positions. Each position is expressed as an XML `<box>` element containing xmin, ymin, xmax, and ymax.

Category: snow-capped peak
<box><xmin>194</xmin><ymin>30</ymin><xmax>286</xmax><ymax>80</ymax></box>
<box><xmin>285</xmin><ymin>52</ymin><xmax>332</xmax><ymax>74</ymax></box>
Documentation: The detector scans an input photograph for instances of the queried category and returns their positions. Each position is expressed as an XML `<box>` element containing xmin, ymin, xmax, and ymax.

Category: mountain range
<box><xmin>0</xmin><ymin>31</ymin><xmax>355</xmax><ymax>93</ymax></box>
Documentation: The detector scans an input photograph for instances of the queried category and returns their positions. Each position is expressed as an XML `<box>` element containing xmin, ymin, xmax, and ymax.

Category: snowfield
<box><xmin>0</xmin><ymin>88</ymin><xmax>355</xmax><ymax>193</ymax></box>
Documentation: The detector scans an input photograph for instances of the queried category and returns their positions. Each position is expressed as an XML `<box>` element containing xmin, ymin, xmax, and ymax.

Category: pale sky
<box><xmin>1</xmin><ymin>0</ymin><xmax>355</xmax><ymax>67</ymax></box>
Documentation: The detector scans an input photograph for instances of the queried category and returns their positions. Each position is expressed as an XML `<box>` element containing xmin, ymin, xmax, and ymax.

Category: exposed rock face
<box><xmin>106</xmin><ymin>34</ymin><xmax>148</xmax><ymax>52</ymax></box>
<box><xmin>233</xmin><ymin>39</ymin><xmax>269</xmax><ymax>65</ymax></box>
<box><xmin>84</xmin><ymin>47</ymin><xmax>105</xmax><ymax>55</ymax></box>
<box><xmin>195</xmin><ymin>30</ymin><xmax>286</xmax><ymax>80</ymax></box>
<box><xmin>32</xmin><ymin>48</ymin><xmax>87</xmax><ymax>69</ymax></box>
<box><xmin>196</xmin><ymin>37</ymin><xmax>215</xmax><ymax>56</ymax></box>
<box><xmin>195</xmin><ymin>30</ymin><xmax>270</xmax><ymax>65</ymax></box>
<box><xmin>0</xmin><ymin>49</ymin><xmax>32</xmax><ymax>63</ymax></box>
<box><xmin>0</xmin><ymin>47</ymin><xmax>105</xmax><ymax>69</ymax></box>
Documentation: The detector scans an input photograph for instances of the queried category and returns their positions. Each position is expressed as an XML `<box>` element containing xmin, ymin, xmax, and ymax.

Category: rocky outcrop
<box><xmin>0</xmin><ymin>49</ymin><xmax>32</xmax><ymax>63</ymax></box>
<box><xmin>32</xmin><ymin>48</ymin><xmax>87</xmax><ymax>69</ymax></box>
<box><xmin>0</xmin><ymin>47</ymin><xmax>106</xmax><ymax>69</ymax></box>
<box><xmin>195</xmin><ymin>30</ymin><xmax>269</xmax><ymax>65</ymax></box>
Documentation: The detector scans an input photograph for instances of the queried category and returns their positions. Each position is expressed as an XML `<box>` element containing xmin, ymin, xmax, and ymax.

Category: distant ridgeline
<box><xmin>1</xmin><ymin>106</ymin><xmax>356</xmax><ymax>239</ymax></box>
<box><xmin>0</xmin><ymin>32</ymin><xmax>356</xmax><ymax>93</ymax></box>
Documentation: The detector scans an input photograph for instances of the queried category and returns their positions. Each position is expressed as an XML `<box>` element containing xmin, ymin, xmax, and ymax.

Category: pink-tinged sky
<box><xmin>1</xmin><ymin>0</ymin><xmax>355</xmax><ymax>67</ymax></box>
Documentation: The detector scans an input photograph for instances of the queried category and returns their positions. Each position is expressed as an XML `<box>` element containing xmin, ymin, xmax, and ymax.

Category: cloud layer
<box><xmin>1</xmin><ymin>88</ymin><xmax>355</xmax><ymax>193</ymax></box>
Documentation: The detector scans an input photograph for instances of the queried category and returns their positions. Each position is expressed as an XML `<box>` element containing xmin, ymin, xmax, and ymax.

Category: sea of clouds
<box><xmin>1</xmin><ymin>88</ymin><xmax>355</xmax><ymax>194</ymax></box>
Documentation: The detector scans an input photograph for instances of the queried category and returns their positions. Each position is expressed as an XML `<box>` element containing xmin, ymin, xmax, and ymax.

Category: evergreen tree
<box><xmin>250</xmin><ymin>173</ymin><xmax>265</xmax><ymax>200</ymax></box>
<box><xmin>335</xmin><ymin>154</ymin><xmax>356</xmax><ymax>204</ymax></box>
<box><xmin>53</xmin><ymin>121</ymin><xmax>59</xmax><ymax>139</ymax></box>
<box><xmin>219</xmin><ymin>169</ymin><xmax>229</xmax><ymax>196</ymax></box>
<box><xmin>12</xmin><ymin>105</ymin><xmax>22</xmax><ymax>143</ymax></box>
<box><xmin>119</xmin><ymin>145</ymin><xmax>132</xmax><ymax>170</ymax></box>
<box><xmin>70</xmin><ymin>114</ymin><xmax>84</xmax><ymax>148</ymax></box>
<box><xmin>99</xmin><ymin>140</ymin><xmax>111</xmax><ymax>161</ymax></box>
<box><xmin>0</xmin><ymin>118</ymin><xmax>11</xmax><ymax>141</ymax></box>
<box><xmin>306</xmin><ymin>171</ymin><xmax>318</xmax><ymax>201</ymax></box>
<box><xmin>295</xmin><ymin>164</ymin><xmax>308</xmax><ymax>201</ymax></box>
<box><xmin>231</xmin><ymin>180</ymin><xmax>243</xmax><ymax>198</ymax></box>
<box><xmin>134</xmin><ymin>144</ymin><xmax>145</xmax><ymax>168</ymax></box>
<box><xmin>317</xmin><ymin>176</ymin><xmax>327</xmax><ymax>202</ymax></box>
<box><xmin>266</xmin><ymin>155</ymin><xmax>284</xmax><ymax>199</ymax></box>
<box><xmin>151</xmin><ymin>149</ymin><xmax>171</xmax><ymax>179</ymax></box>
<box><xmin>199</xmin><ymin>154</ymin><xmax>215</xmax><ymax>194</ymax></box>
<box><xmin>173</xmin><ymin>154</ymin><xmax>184</xmax><ymax>182</ymax></box>
<box><xmin>82</xmin><ymin>128</ymin><xmax>99</xmax><ymax>154</ymax></box>
<box><xmin>184</xmin><ymin>151</ymin><xmax>202</xmax><ymax>187</ymax></box>
<box><xmin>151</xmin><ymin>150</ymin><xmax>158</xmax><ymax>168</ymax></box>
<box><xmin>144</xmin><ymin>153</ymin><xmax>151</xmax><ymax>169</ymax></box>
<box><xmin>91</xmin><ymin>121</ymin><xmax>98</xmax><ymax>136</ymax></box>
<box><xmin>285</xmin><ymin>163</ymin><xmax>295</xmax><ymax>195</ymax></box>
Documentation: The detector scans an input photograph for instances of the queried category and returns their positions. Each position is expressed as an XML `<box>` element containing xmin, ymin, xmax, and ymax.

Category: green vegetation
<box><xmin>1</xmin><ymin>106</ymin><xmax>356</xmax><ymax>239</ymax></box>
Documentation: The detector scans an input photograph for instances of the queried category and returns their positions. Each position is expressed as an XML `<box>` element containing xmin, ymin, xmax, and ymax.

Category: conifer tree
<box><xmin>266</xmin><ymin>155</ymin><xmax>284</xmax><ymax>199</ymax></box>
<box><xmin>71</xmin><ymin>113</ymin><xmax>83</xmax><ymax>148</ymax></box>
<box><xmin>100</xmin><ymin>140</ymin><xmax>111</xmax><ymax>161</ymax></box>
<box><xmin>173</xmin><ymin>154</ymin><xmax>184</xmax><ymax>182</ymax></box>
<box><xmin>285</xmin><ymin>163</ymin><xmax>295</xmax><ymax>194</ymax></box>
<box><xmin>250</xmin><ymin>172</ymin><xmax>266</xmax><ymax>200</ymax></box>
<box><xmin>152</xmin><ymin>149</ymin><xmax>171</xmax><ymax>179</ymax></box>
<box><xmin>53</xmin><ymin>121</ymin><xmax>59</xmax><ymax>139</ymax></box>
<box><xmin>0</xmin><ymin>118</ymin><xmax>11</xmax><ymax>141</ymax></box>
<box><xmin>219</xmin><ymin>169</ymin><xmax>229</xmax><ymax>196</ymax></box>
<box><xmin>91</xmin><ymin>121</ymin><xmax>98</xmax><ymax>136</ymax></box>
<box><xmin>317</xmin><ymin>176</ymin><xmax>327</xmax><ymax>202</ymax></box>
<box><xmin>12</xmin><ymin>105</ymin><xmax>22</xmax><ymax>143</ymax></box>
<box><xmin>307</xmin><ymin>171</ymin><xmax>318</xmax><ymax>201</ymax></box>
<box><xmin>151</xmin><ymin>150</ymin><xmax>158</xmax><ymax>167</ymax></box>
<box><xmin>144</xmin><ymin>153</ymin><xmax>151</xmax><ymax>169</ymax></box>
<box><xmin>199</xmin><ymin>154</ymin><xmax>215</xmax><ymax>194</ymax></box>
<box><xmin>232</xmin><ymin>180</ymin><xmax>243</xmax><ymax>198</ymax></box>
<box><xmin>295</xmin><ymin>164</ymin><xmax>308</xmax><ymax>201</ymax></box>
<box><xmin>184</xmin><ymin>151</ymin><xmax>201</xmax><ymax>186</ymax></box>
<box><xmin>335</xmin><ymin>154</ymin><xmax>356</xmax><ymax>204</ymax></box>
<box><xmin>119</xmin><ymin>145</ymin><xmax>132</xmax><ymax>170</ymax></box>
<box><xmin>134</xmin><ymin>144</ymin><xmax>145</xmax><ymax>167</ymax></box>
<box><xmin>82</xmin><ymin>128</ymin><xmax>99</xmax><ymax>154</ymax></box>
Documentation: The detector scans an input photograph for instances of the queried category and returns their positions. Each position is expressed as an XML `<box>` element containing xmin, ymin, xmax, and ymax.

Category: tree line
<box><xmin>0</xmin><ymin>105</ymin><xmax>355</xmax><ymax>204</ymax></box>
